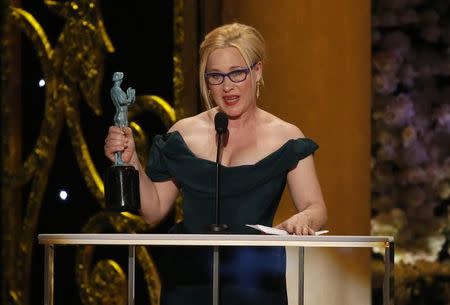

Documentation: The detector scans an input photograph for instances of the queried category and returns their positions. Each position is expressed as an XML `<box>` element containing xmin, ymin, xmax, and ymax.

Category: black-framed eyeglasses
<box><xmin>205</xmin><ymin>63</ymin><xmax>257</xmax><ymax>85</ymax></box>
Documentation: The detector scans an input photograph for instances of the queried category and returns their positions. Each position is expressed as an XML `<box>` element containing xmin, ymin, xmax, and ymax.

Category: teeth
<box><xmin>224</xmin><ymin>96</ymin><xmax>238</xmax><ymax>101</ymax></box>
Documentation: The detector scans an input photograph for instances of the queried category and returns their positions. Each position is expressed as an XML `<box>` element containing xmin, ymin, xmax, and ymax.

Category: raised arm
<box><xmin>104</xmin><ymin>126</ymin><xmax>179</xmax><ymax>224</ymax></box>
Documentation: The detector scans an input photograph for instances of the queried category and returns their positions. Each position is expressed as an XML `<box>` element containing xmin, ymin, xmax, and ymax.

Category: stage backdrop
<box><xmin>222</xmin><ymin>1</ymin><xmax>372</xmax><ymax>304</ymax></box>
<box><xmin>2</xmin><ymin>1</ymin><xmax>373</xmax><ymax>305</ymax></box>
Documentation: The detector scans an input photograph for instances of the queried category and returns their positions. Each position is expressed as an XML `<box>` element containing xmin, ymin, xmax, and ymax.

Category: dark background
<box><xmin>20</xmin><ymin>1</ymin><xmax>175</xmax><ymax>304</ymax></box>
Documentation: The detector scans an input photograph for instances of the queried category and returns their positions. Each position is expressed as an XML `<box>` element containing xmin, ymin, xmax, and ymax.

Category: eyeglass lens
<box><xmin>205</xmin><ymin>68</ymin><xmax>250</xmax><ymax>85</ymax></box>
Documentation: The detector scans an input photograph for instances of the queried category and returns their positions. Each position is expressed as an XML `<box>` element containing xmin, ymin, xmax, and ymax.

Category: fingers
<box><xmin>291</xmin><ymin>224</ymin><xmax>313</xmax><ymax>235</ymax></box>
<box><xmin>107</xmin><ymin>126</ymin><xmax>132</xmax><ymax>139</ymax></box>
<box><xmin>104</xmin><ymin>126</ymin><xmax>134</xmax><ymax>161</ymax></box>
<box><xmin>122</xmin><ymin>127</ymin><xmax>133</xmax><ymax>136</ymax></box>
<box><xmin>280</xmin><ymin>222</ymin><xmax>315</xmax><ymax>235</ymax></box>
<box><xmin>105</xmin><ymin>133</ymin><xmax>126</xmax><ymax>152</ymax></box>
<box><xmin>276</xmin><ymin>214</ymin><xmax>317</xmax><ymax>236</ymax></box>
<box><xmin>278</xmin><ymin>222</ymin><xmax>293</xmax><ymax>233</ymax></box>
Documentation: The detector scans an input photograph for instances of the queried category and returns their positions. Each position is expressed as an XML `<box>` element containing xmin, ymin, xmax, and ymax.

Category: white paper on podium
<box><xmin>246</xmin><ymin>224</ymin><xmax>329</xmax><ymax>236</ymax></box>
<box><xmin>246</xmin><ymin>224</ymin><xmax>289</xmax><ymax>235</ymax></box>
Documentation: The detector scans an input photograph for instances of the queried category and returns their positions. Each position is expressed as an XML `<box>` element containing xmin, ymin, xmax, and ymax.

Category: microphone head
<box><xmin>214</xmin><ymin>112</ymin><xmax>228</xmax><ymax>135</ymax></box>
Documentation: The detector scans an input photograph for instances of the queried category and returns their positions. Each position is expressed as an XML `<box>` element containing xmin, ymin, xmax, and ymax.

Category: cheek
<box><xmin>240</xmin><ymin>81</ymin><xmax>255</xmax><ymax>98</ymax></box>
<box><xmin>209</xmin><ymin>86</ymin><xmax>221</xmax><ymax>99</ymax></box>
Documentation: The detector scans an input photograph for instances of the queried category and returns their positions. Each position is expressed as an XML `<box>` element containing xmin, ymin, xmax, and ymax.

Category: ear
<box><xmin>253</xmin><ymin>61</ymin><xmax>263</xmax><ymax>82</ymax></box>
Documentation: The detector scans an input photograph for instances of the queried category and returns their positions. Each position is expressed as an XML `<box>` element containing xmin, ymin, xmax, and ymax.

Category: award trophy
<box><xmin>104</xmin><ymin>72</ymin><xmax>140</xmax><ymax>212</ymax></box>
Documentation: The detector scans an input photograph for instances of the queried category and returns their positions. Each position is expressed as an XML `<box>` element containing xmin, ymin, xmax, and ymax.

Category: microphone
<box><xmin>207</xmin><ymin>112</ymin><xmax>229</xmax><ymax>233</ymax></box>
<box><xmin>215</xmin><ymin>111</ymin><xmax>228</xmax><ymax>135</ymax></box>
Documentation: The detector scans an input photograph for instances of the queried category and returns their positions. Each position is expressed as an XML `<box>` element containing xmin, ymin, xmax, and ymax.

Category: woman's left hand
<box><xmin>275</xmin><ymin>213</ymin><xmax>315</xmax><ymax>235</ymax></box>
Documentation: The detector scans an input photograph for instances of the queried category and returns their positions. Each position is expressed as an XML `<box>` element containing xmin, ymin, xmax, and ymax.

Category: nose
<box><xmin>222</xmin><ymin>76</ymin><xmax>234</xmax><ymax>92</ymax></box>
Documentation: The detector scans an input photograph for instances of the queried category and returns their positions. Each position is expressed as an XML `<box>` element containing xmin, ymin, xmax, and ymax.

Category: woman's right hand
<box><xmin>104</xmin><ymin>126</ymin><xmax>137</xmax><ymax>166</ymax></box>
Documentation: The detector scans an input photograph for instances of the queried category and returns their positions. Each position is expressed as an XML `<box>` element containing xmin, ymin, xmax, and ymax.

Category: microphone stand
<box><xmin>211</xmin><ymin>131</ymin><xmax>228</xmax><ymax>305</ymax></box>
<box><xmin>211</xmin><ymin>132</ymin><xmax>229</xmax><ymax>232</ymax></box>
<box><xmin>207</xmin><ymin>112</ymin><xmax>229</xmax><ymax>305</ymax></box>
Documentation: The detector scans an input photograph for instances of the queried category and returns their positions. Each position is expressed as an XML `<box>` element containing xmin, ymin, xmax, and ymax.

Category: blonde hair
<box><xmin>199</xmin><ymin>23</ymin><xmax>266</xmax><ymax>109</ymax></box>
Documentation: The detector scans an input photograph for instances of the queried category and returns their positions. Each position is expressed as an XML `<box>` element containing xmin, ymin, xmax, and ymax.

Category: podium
<box><xmin>38</xmin><ymin>234</ymin><xmax>394</xmax><ymax>305</ymax></box>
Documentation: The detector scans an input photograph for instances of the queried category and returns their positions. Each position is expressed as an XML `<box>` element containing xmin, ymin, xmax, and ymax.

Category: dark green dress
<box><xmin>147</xmin><ymin>131</ymin><xmax>318</xmax><ymax>305</ymax></box>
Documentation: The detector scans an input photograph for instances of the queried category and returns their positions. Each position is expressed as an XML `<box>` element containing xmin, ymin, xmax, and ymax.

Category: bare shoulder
<box><xmin>259</xmin><ymin>110</ymin><xmax>306</xmax><ymax>142</ymax></box>
<box><xmin>167</xmin><ymin>111</ymin><xmax>214</xmax><ymax>153</ymax></box>
<box><xmin>168</xmin><ymin>111</ymin><xmax>211</xmax><ymax>136</ymax></box>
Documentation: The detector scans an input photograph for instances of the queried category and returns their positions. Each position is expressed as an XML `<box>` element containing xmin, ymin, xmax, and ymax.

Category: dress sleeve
<box><xmin>281</xmin><ymin>138</ymin><xmax>319</xmax><ymax>172</ymax></box>
<box><xmin>146</xmin><ymin>134</ymin><xmax>173</xmax><ymax>181</ymax></box>
<box><xmin>291</xmin><ymin>138</ymin><xmax>319</xmax><ymax>161</ymax></box>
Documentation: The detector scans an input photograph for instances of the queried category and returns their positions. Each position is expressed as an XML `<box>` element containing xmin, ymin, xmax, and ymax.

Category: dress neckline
<box><xmin>169</xmin><ymin>130</ymin><xmax>309</xmax><ymax>169</ymax></box>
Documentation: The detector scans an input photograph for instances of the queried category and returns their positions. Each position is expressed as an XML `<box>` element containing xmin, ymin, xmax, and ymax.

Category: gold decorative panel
<box><xmin>1</xmin><ymin>1</ymin><xmax>184</xmax><ymax>305</ymax></box>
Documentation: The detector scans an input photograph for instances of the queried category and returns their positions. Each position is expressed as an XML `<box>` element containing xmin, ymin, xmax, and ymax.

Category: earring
<box><xmin>256</xmin><ymin>81</ymin><xmax>260</xmax><ymax>99</ymax></box>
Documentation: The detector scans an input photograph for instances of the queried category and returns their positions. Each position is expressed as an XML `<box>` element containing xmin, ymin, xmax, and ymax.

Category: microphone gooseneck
<box><xmin>210</xmin><ymin>112</ymin><xmax>229</xmax><ymax>305</ymax></box>
<box><xmin>209</xmin><ymin>112</ymin><xmax>229</xmax><ymax>233</ymax></box>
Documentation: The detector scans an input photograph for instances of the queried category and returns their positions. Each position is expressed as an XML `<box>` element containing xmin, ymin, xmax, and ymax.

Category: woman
<box><xmin>105</xmin><ymin>23</ymin><xmax>327</xmax><ymax>305</ymax></box>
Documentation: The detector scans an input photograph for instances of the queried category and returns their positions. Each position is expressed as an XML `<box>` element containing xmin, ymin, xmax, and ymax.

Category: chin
<box><xmin>221</xmin><ymin>107</ymin><xmax>243</xmax><ymax>119</ymax></box>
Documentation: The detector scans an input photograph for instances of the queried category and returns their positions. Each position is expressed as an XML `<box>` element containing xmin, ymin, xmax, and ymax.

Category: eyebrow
<box><xmin>207</xmin><ymin>65</ymin><xmax>248</xmax><ymax>72</ymax></box>
<box><xmin>229</xmin><ymin>65</ymin><xmax>247</xmax><ymax>70</ymax></box>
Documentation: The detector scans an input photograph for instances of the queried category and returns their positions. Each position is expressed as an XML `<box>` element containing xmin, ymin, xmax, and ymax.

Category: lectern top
<box><xmin>38</xmin><ymin>233</ymin><xmax>393</xmax><ymax>248</ymax></box>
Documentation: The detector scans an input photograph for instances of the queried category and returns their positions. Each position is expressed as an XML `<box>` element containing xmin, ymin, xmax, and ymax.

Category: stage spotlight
<box><xmin>59</xmin><ymin>190</ymin><xmax>68</xmax><ymax>201</ymax></box>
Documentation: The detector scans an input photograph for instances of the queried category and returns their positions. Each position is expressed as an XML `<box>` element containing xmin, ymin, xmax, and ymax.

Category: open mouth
<box><xmin>223</xmin><ymin>95</ymin><xmax>239</xmax><ymax>106</ymax></box>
